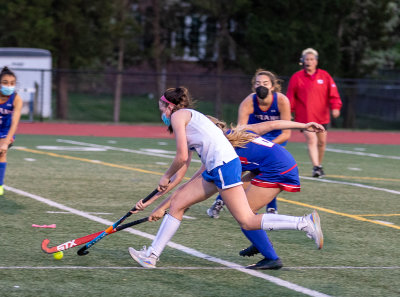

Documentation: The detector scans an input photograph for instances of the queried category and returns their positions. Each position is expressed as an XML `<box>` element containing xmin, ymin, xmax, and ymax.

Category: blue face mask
<box><xmin>161</xmin><ymin>113</ymin><xmax>171</xmax><ymax>126</ymax></box>
<box><xmin>1</xmin><ymin>85</ymin><xmax>15</xmax><ymax>96</ymax></box>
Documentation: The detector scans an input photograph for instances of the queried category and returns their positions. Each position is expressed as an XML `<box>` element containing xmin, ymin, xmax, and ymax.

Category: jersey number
<box><xmin>252</xmin><ymin>137</ymin><xmax>275</xmax><ymax>148</ymax></box>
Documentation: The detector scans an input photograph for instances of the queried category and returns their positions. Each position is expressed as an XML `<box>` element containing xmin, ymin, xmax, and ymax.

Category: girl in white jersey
<box><xmin>128</xmin><ymin>87</ymin><xmax>322</xmax><ymax>269</ymax></box>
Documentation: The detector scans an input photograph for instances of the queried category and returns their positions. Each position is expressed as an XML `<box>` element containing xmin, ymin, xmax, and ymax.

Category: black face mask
<box><xmin>255</xmin><ymin>86</ymin><xmax>269</xmax><ymax>99</ymax></box>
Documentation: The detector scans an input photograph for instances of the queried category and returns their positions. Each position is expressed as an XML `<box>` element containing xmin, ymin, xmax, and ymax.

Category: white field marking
<box><xmin>36</xmin><ymin>146</ymin><xmax>107</xmax><ymax>152</ymax></box>
<box><xmin>56</xmin><ymin>139</ymin><xmax>201</xmax><ymax>163</ymax></box>
<box><xmin>182</xmin><ymin>215</ymin><xmax>196</xmax><ymax>219</ymax></box>
<box><xmin>354</xmin><ymin>148</ymin><xmax>366</xmax><ymax>151</ymax></box>
<box><xmin>347</xmin><ymin>167</ymin><xmax>362</xmax><ymax>171</ymax></box>
<box><xmin>142</xmin><ymin>149</ymin><xmax>175</xmax><ymax>154</ymax></box>
<box><xmin>0</xmin><ymin>266</ymin><xmax>399</xmax><ymax>270</ymax></box>
<box><xmin>300</xmin><ymin>176</ymin><xmax>400</xmax><ymax>196</ymax></box>
<box><xmin>54</xmin><ymin>139</ymin><xmax>399</xmax><ymax>196</ymax></box>
<box><xmin>156</xmin><ymin>162</ymin><xmax>168</xmax><ymax>165</ymax></box>
<box><xmin>12</xmin><ymin>146</ymin><xmax>27</xmax><ymax>149</ymax></box>
<box><xmin>325</xmin><ymin>147</ymin><xmax>400</xmax><ymax>160</ymax></box>
<box><xmin>107</xmin><ymin>140</ymin><xmax>117</xmax><ymax>144</ymax></box>
<box><xmin>46</xmin><ymin>211</ymin><xmax>113</xmax><ymax>215</ymax></box>
<box><xmin>158</xmin><ymin>142</ymin><xmax>168</xmax><ymax>145</ymax></box>
<box><xmin>5</xmin><ymin>185</ymin><xmax>330</xmax><ymax>297</ymax></box>
<box><xmin>30</xmin><ymin>140</ymin><xmax>399</xmax><ymax>196</ymax></box>
<box><xmin>374</xmin><ymin>220</ymin><xmax>394</xmax><ymax>225</ymax></box>
<box><xmin>24</xmin><ymin>158</ymin><xmax>36</xmax><ymax>162</ymax></box>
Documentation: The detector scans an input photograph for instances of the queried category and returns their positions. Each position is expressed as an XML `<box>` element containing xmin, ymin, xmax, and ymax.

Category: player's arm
<box><xmin>327</xmin><ymin>74</ymin><xmax>342</xmax><ymax>119</ymax></box>
<box><xmin>0</xmin><ymin>95</ymin><xmax>22</xmax><ymax>154</ymax></box>
<box><xmin>158</xmin><ymin>110</ymin><xmax>191</xmax><ymax>192</ymax></box>
<box><xmin>133</xmin><ymin>150</ymin><xmax>193</xmax><ymax>212</ymax></box>
<box><xmin>148</xmin><ymin>164</ymin><xmax>206</xmax><ymax>221</ymax></box>
<box><xmin>269</xmin><ymin>93</ymin><xmax>291</xmax><ymax>144</ymax></box>
<box><xmin>237</xmin><ymin>95</ymin><xmax>254</xmax><ymax>125</ymax></box>
<box><xmin>244</xmin><ymin>120</ymin><xmax>325</xmax><ymax>135</ymax></box>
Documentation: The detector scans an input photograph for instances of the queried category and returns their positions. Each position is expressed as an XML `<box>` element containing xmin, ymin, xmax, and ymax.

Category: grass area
<box><xmin>45</xmin><ymin>93</ymin><xmax>240</xmax><ymax>125</ymax></box>
<box><xmin>0</xmin><ymin>135</ymin><xmax>399</xmax><ymax>296</ymax></box>
<box><xmin>37</xmin><ymin>92</ymin><xmax>399</xmax><ymax>130</ymax></box>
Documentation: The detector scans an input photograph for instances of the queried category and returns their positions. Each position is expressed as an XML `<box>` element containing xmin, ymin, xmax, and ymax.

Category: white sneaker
<box><xmin>128</xmin><ymin>246</ymin><xmax>158</xmax><ymax>268</ymax></box>
<box><xmin>302</xmin><ymin>210</ymin><xmax>324</xmax><ymax>249</ymax></box>
<box><xmin>206</xmin><ymin>199</ymin><xmax>225</xmax><ymax>219</ymax></box>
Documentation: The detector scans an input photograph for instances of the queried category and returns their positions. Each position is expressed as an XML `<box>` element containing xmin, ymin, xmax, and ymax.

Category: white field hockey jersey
<box><xmin>185</xmin><ymin>109</ymin><xmax>238</xmax><ymax>171</ymax></box>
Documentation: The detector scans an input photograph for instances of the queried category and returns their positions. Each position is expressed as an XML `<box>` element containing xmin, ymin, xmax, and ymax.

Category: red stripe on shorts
<box><xmin>280</xmin><ymin>164</ymin><xmax>298</xmax><ymax>175</ymax></box>
<box><xmin>251</xmin><ymin>178</ymin><xmax>301</xmax><ymax>192</ymax></box>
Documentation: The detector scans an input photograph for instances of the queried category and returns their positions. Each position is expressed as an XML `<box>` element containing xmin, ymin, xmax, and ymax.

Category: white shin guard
<box><xmin>149</xmin><ymin>214</ymin><xmax>181</xmax><ymax>258</ymax></box>
<box><xmin>261</xmin><ymin>213</ymin><xmax>302</xmax><ymax>231</ymax></box>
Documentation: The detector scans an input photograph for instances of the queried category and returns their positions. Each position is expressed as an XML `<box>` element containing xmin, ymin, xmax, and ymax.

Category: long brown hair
<box><xmin>251</xmin><ymin>69</ymin><xmax>282</xmax><ymax>93</ymax></box>
<box><xmin>206</xmin><ymin>115</ymin><xmax>257</xmax><ymax>148</ymax></box>
<box><xmin>160</xmin><ymin>86</ymin><xmax>196</xmax><ymax>133</ymax></box>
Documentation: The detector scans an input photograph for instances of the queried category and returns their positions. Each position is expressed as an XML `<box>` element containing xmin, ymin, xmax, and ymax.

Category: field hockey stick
<box><xmin>76</xmin><ymin>188</ymin><xmax>158</xmax><ymax>256</ymax></box>
<box><xmin>41</xmin><ymin>216</ymin><xmax>149</xmax><ymax>254</ymax></box>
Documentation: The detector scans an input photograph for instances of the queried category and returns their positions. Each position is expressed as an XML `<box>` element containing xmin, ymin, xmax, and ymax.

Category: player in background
<box><xmin>128</xmin><ymin>87</ymin><xmax>324</xmax><ymax>270</ymax></box>
<box><xmin>287</xmin><ymin>48</ymin><xmax>342</xmax><ymax>178</ymax></box>
<box><xmin>0</xmin><ymin>66</ymin><xmax>23</xmax><ymax>196</ymax></box>
<box><xmin>207</xmin><ymin>69</ymin><xmax>291</xmax><ymax>218</ymax></box>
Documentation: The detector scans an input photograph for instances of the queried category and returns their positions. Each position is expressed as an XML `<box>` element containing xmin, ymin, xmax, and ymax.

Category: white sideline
<box><xmin>5</xmin><ymin>185</ymin><xmax>330</xmax><ymax>297</ymax></box>
<box><xmin>325</xmin><ymin>148</ymin><xmax>400</xmax><ymax>160</ymax></box>
<box><xmin>1</xmin><ymin>266</ymin><xmax>399</xmax><ymax>270</ymax></box>
<box><xmin>300</xmin><ymin>176</ymin><xmax>400</xmax><ymax>195</ymax></box>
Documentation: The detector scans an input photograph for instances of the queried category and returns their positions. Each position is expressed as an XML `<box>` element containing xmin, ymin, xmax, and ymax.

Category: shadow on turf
<box><xmin>0</xmin><ymin>196</ymin><xmax>25</xmax><ymax>214</ymax></box>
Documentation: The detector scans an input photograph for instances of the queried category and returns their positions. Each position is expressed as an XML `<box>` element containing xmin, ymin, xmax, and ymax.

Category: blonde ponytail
<box><xmin>206</xmin><ymin>115</ymin><xmax>257</xmax><ymax>148</ymax></box>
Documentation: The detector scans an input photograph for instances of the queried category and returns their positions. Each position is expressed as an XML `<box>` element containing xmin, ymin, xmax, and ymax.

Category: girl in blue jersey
<box><xmin>128</xmin><ymin>87</ymin><xmax>324</xmax><ymax>270</ymax></box>
<box><xmin>209</xmin><ymin>116</ymin><xmax>324</xmax><ymax>269</ymax></box>
<box><xmin>208</xmin><ymin>69</ymin><xmax>291</xmax><ymax>217</ymax></box>
<box><xmin>0</xmin><ymin>67</ymin><xmax>23</xmax><ymax>196</ymax></box>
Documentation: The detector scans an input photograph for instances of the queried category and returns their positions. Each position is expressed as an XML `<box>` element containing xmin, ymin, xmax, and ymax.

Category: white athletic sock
<box><xmin>148</xmin><ymin>214</ymin><xmax>181</xmax><ymax>258</ymax></box>
<box><xmin>261</xmin><ymin>213</ymin><xmax>302</xmax><ymax>230</ymax></box>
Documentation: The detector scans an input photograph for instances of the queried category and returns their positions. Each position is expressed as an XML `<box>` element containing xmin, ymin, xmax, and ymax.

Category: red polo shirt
<box><xmin>286</xmin><ymin>69</ymin><xmax>342</xmax><ymax>124</ymax></box>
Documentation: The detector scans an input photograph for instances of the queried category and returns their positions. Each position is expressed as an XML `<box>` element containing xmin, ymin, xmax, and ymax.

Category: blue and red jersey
<box><xmin>0</xmin><ymin>93</ymin><xmax>15</xmax><ymax>137</ymax></box>
<box><xmin>233</xmin><ymin>132</ymin><xmax>300</xmax><ymax>192</ymax></box>
<box><xmin>247</xmin><ymin>92</ymin><xmax>286</xmax><ymax>145</ymax></box>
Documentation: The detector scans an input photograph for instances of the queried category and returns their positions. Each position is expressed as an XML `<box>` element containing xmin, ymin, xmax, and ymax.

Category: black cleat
<box><xmin>246</xmin><ymin>258</ymin><xmax>283</xmax><ymax>270</ymax></box>
<box><xmin>312</xmin><ymin>166</ymin><xmax>325</xmax><ymax>178</ymax></box>
<box><xmin>239</xmin><ymin>245</ymin><xmax>260</xmax><ymax>257</ymax></box>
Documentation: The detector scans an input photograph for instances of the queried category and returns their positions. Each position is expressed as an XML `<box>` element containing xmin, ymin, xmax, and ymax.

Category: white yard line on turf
<box><xmin>56</xmin><ymin>139</ymin><xmax>399</xmax><ymax>195</ymax></box>
<box><xmin>5</xmin><ymin>185</ymin><xmax>330</xmax><ymax>297</ymax></box>
<box><xmin>56</xmin><ymin>139</ymin><xmax>201</xmax><ymax>163</ymax></box>
<box><xmin>325</xmin><ymin>148</ymin><xmax>400</xmax><ymax>160</ymax></box>
<box><xmin>300</xmin><ymin>176</ymin><xmax>400</xmax><ymax>195</ymax></box>
<box><xmin>58</xmin><ymin>139</ymin><xmax>400</xmax><ymax>161</ymax></box>
<box><xmin>1</xmin><ymin>266</ymin><xmax>399</xmax><ymax>270</ymax></box>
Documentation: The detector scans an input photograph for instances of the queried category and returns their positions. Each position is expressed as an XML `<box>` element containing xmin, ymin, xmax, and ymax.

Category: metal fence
<box><xmin>14</xmin><ymin>68</ymin><xmax>400</xmax><ymax>129</ymax></box>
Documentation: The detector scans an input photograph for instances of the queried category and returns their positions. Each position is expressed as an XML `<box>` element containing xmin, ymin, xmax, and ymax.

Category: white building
<box><xmin>0</xmin><ymin>48</ymin><xmax>52</xmax><ymax>118</ymax></box>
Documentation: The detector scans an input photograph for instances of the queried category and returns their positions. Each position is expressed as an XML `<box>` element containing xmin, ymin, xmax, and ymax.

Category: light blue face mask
<box><xmin>1</xmin><ymin>85</ymin><xmax>15</xmax><ymax>96</ymax></box>
<box><xmin>161</xmin><ymin>113</ymin><xmax>171</xmax><ymax>126</ymax></box>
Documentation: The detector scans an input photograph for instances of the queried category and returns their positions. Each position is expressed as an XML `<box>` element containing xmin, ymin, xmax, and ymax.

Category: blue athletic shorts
<box><xmin>202</xmin><ymin>158</ymin><xmax>243</xmax><ymax>189</ymax></box>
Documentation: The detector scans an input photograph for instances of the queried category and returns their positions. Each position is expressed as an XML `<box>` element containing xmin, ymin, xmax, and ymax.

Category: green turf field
<box><xmin>0</xmin><ymin>135</ymin><xmax>399</xmax><ymax>296</ymax></box>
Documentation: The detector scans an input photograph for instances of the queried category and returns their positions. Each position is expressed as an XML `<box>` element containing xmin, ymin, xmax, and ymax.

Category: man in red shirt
<box><xmin>287</xmin><ymin>48</ymin><xmax>342</xmax><ymax>178</ymax></box>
